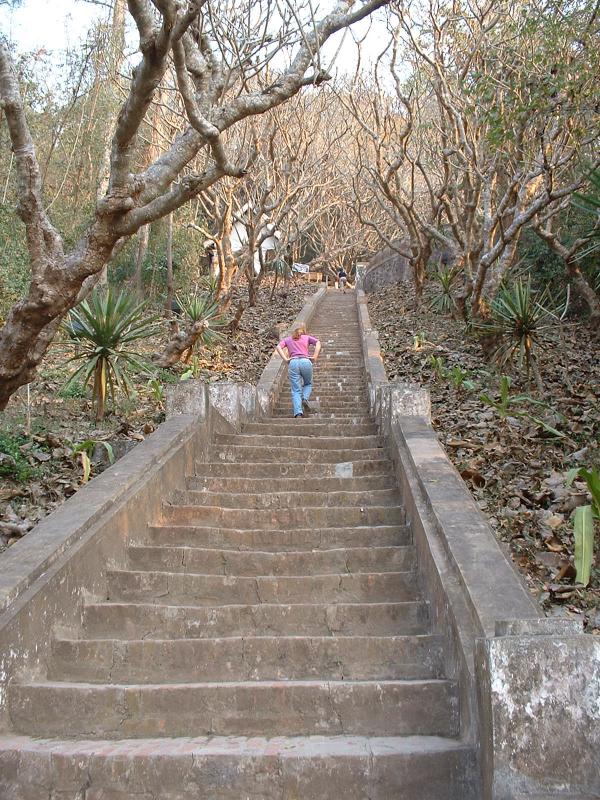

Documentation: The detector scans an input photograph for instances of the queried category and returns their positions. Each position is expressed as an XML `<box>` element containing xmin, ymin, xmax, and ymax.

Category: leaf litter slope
<box><xmin>367</xmin><ymin>282</ymin><xmax>600</xmax><ymax>633</ymax></box>
<box><xmin>0</xmin><ymin>281</ymin><xmax>318</xmax><ymax>552</ymax></box>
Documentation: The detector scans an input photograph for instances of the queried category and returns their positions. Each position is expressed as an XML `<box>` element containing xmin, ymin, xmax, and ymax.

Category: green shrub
<box><xmin>63</xmin><ymin>288</ymin><xmax>160</xmax><ymax>421</ymax></box>
<box><xmin>475</xmin><ymin>278</ymin><xmax>566</xmax><ymax>390</ymax></box>
<box><xmin>429</xmin><ymin>267</ymin><xmax>458</xmax><ymax>313</ymax></box>
<box><xmin>566</xmin><ymin>466</ymin><xmax>600</xmax><ymax>586</ymax></box>
<box><xmin>0</xmin><ymin>432</ymin><xmax>36</xmax><ymax>482</ymax></box>
<box><xmin>58</xmin><ymin>380</ymin><xmax>88</xmax><ymax>399</ymax></box>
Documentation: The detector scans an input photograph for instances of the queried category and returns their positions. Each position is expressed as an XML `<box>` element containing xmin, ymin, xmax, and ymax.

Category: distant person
<box><xmin>338</xmin><ymin>267</ymin><xmax>348</xmax><ymax>292</ymax></box>
<box><xmin>276</xmin><ymin>325</ymin><xmax>322</xmax><ymax>417</ymax></box>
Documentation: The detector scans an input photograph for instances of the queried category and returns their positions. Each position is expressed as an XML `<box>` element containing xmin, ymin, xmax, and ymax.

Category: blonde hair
<box><xmin>292</xmin><ymin>324</ymin><xmax>306</xmax><ymax>340</ymax></box>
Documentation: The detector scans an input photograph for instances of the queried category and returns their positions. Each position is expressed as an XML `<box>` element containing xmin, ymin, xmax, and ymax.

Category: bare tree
<box><xmin>0</xmin><ymin>0</ymin><xmax>389</xmax><ymax>409</ymax></box>
<box><xmin>345</xmin><ymin>70</ymin><xmax>440</xmax><ymax>298</ymax></box>
<box><xmin>350</xmin><ymin>0</ymin><xmax>600</xmax><ymax>315</ymax></box>
<box><xmin>184</xmin><ymin>87</ymin><xmax>362</xmax><ymax>322</ymax></box>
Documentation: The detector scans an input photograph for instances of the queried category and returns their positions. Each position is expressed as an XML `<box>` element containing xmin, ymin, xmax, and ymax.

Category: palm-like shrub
<box><xmin>63</xmin><ymin>288</ymin><xmax>159</xmax><ymax>421</ymax></box>
<box><xmin>429</xmin><ymin>267</ymin><xmax>458</xmax><ymax>313</ymax></box>
<box><xmin>176</xmin><ymin>291</ymin><xmax>227</xmax><ymax>359</ymax></box>
<box><xmin>476</xmin><ymin>278</ymin><xmax>558</xmax><ymax>390</ymax></box>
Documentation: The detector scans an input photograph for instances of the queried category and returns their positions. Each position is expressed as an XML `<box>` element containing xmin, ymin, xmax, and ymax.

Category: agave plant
<box><xmin>429</xmin><ymin>267</ymin><xmax>458</xmax><ymax>314</ymax></box>
<box><xmin>63</xmin><ymin>288</ymin><xmax>160</xmax><ymax>421</ymax></box>
<box><xmin>175</xmin><ymin>291</ymin><xmax>227</xmax><ymax>360</ymax></box>
<box><xmin>476</xmin><ymin>278</ymin><xmax>559</xmax><ymax>391</ymax></box>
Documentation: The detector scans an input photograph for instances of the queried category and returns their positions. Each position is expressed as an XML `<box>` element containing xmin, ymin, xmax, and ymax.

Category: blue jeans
<box><xmin>288</xmin><ymin>357</ymin><xmax>313</xmax><ymax>416</ymax></box>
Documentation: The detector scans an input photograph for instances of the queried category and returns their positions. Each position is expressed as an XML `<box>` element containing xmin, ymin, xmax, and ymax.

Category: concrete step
<box><xmin>280</xmin><ymin>407</ymin><xmax>370</xmax><ymax>415</ymax></box>
<box><xmin>307</xmin><ymin>383</ymin><xmax>366</xmax><ymax>388</ymax></box>
<box><xmin>303</xmin><ymin>364</ymin><xmax>364</xmax><ymax>371</ymax></box>
<box><xmin>293</xmin><ymin>366</ymin><xmax>364</xmax><ymax>371</ymax></box>
<box><xmin>275</xmin><ymin>393</ymin><xmax>366</xmax><ymax>401</ymax></box>
<box><xmin>50</xmin><ymin>634</ymin><xmax>444</xmax><ymax>682</ymax></box>
<box><xmin>304</xmin><ymin>361</ymin><xmax>363</xmax><ymax>366</ymax></box>
<box><xmin>170</xmin><ymin>487</ymin><xmax>400</xmax><ymax>510</ymax></box>
<box><xmin>82</xmin><ymin>600</ymin><xmax>430</xmax><ymax>639</ymax></box>
<box><xmin>275</xmin><ymin>397</ymin><xmax>368</xmax><ymax>404</ymax></box>
<box><xmin>193</xmin><ymin>458</ymin><xmax>393</xmax><ymax>478</ymax></box>
<box><xmin>162</xmin><ymin>503</ymin><xmax>405</xmax><ymax>529</ymax></box>
<box><xmin>243</xmin><ymin>415</ymin><xmax>375</xmax><ymax>428</ymax></box>
<box><xmin>214</xmin><ymin>433</ymin><xmax>381</xmax><ymax>450</ymax></box>
<box><xmin>305</xmin><ymin>375</ymin><xmax>366</xmax><ymax>381</ymax></box>
<box><xmin>143</xmin><ymin>523</ymin><xmax>412</xmax><ymax>550</ymax></box>
<box><xmin>309</xmin><ymin>369</ymin><xmax>364</xmax><ymax>374</ymax></box>
<box><xmin>242</xmin><ymin>420</ymin><xmax>377</xmax><ymax>435</ymax></box>
<box><xmin>305</xmin><ymin>392</ymin><xmax>366</xmax><ymax>398</ymax></box>
<box><xmin>210</xmin><ymin>445</ymin><xmax>387</xmax><ymax>463</ymax></box>
<box><xmin>10</xmin><ymin>679</ymin><xmax>459</xmax><ymax>738</ymax></box>
<box><xmin>273</xmin><ymin>410</ymin><xmax>374</xmax><ymax>419</ymax></box>
<box><xmin>272</xmin><ymin>405</ymin><xmax>371</xmax><ymax>415</ymax></box>
<box><xmin>275</xmin><ymin>399</ymin><xmax>368</xmax><ymax>409</ymax></box>
<box><xmin>0</xmin><ymin>734</ymin><xmax>477</xmax><ymax>800</ymax></box>
<box><xmin>308</xmin><ymin>369</ymin><xmax>365</xmax><ymax>375</ymax></box>
<box><xmin>127</xmin><ymin>544</ymin><xmax>416</xmax><ymax>575</ymax></box>
<box><xmin>309</xmin><ymin>352</ymin><xmax>363</xmax><ymax>357</ymax></box>
<box><xmin>186</xmin><ymin>473</ymin><xmax>395</xmax><ymax>493</ymax></box>
<box><xmin>278</xmin><ymin>379</ymin><xmax>364</xmax><ymax>386</ymax></box>
<box><xmin>306</xmin><ymin>379</ymin><xmax>366</xmax><ymax>385</ymax></box>
<box><xmin>106</xmin><ymin>570</ymin><xmax>418</xmax><ymax>605</ymax></box>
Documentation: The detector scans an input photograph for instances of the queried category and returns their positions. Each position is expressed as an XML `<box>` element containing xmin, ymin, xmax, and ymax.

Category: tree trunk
<box><xmin>215</xmin><ymin>193</ymin><xmax>237</xmax><ymax>307</ymax></box>
<box><xmin>0</xmin><ymin>222</ymin><xmax>119</xmax><ymax>411</ymax></box>
<box><xmin>134</xmin><ymin>225</ymin><xmax>150</xmax><ymax>299</ymax></box>
<box><xmin>246</xmin><ymin>275</ymin><xmax>257</xmax><ymax>307</ymax></box>
<box><xmin>208</xmin><ymin>247</ymin><xmax>219</xmax><ymax>281</ymax></box>
<box><xmin>566</xmin><ymin>260</ymin><xmax>600</xmax><ymax>331</ymax></box>
<box><xmin>0</xmin><ymin>0</ymin><xmax>391</xmax><ymax>410</ymax></box>
<box><xmin>533</xmin><ymin>221</ymin><xmax>600</xmax><ymax>332</ymax></box>
<box><xmin>96</xmin><ymin>0</ymin><xmax>127</xmax><ymax>286</ymax></box>
<box><xmin>164</xmin><ymin>212</ymin><xmax>174</xmax><ymax>317</ymax></box>
<box><xmin>151</xmin><ymin>320</ymin><xmax>208</xmax><ymax>368</ymax></box>
<box><xmin>228</xmin><ymin>300</ymin><xmax>246</xmax><ymax>333</ymax></box>
<box><xmin>454</xmin><ymin>268</ymin><xmax>472</xmax><ymax>322</ymax></box>
<box><xmin>270</xmin><ymin>259</ymin><xmax>280</xmax><ymax>300</ymax></box>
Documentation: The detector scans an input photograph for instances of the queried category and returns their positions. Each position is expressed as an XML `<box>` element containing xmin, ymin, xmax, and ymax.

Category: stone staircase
<box><xmin>4</xmin><ymin>291</ymin><xmax>476</xmax><ymax>798</ymax></box>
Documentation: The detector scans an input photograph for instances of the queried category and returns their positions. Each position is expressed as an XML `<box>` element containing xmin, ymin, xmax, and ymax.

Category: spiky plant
<box><xmin>429</xmin><ymin>267</ymin><xmax>458</xmax><ymax>313</ymax></box>
<box><xmin>175</xmin><ymin>291</ymin><xmax>227</xmax><ymax>359</ymax></box>
<box><xmin>63</xmin><ymin>288</ymin><xmax>159</xmax><ymax>421</ymax></box>
<box><xmin>476</xmin><ymin>278</ymin><xmax>558</xmax><ymax>390</ymax></box>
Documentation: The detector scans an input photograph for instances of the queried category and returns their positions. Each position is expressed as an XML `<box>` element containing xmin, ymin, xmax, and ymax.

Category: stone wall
<box><xmin>363</xmin><ymin>242</ymin><xmax>411</xmax><ymax>293</ymax></box>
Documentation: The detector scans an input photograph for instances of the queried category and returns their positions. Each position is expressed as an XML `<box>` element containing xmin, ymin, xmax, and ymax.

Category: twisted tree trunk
<box><xmin>0</xmin><ymin>0</ymin><xmax>390</xmax><ymax>408</ymax></box>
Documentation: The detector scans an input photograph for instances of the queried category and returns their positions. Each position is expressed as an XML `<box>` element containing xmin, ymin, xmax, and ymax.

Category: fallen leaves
<box><xmin>1</xmin><ymin>279</ymin><xmax>318</xmax><ymax>554</ymax></box>
<box><xmin>368</xmin><ymin>280</ymin><xmax>600</xmax><ymax>632</ymax></box>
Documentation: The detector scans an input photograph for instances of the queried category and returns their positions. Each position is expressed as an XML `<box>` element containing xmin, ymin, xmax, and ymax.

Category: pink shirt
<box><xmin>279</xmin><ymin>334</ymin><xmax>319</xmax><ymax>359</ymax></box>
